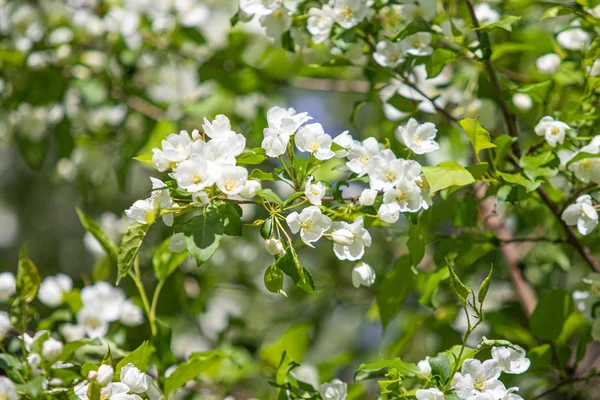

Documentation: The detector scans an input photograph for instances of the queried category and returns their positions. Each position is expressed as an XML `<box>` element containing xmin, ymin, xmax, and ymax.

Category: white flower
<box><xmin>101</xmin><ymin>382</ymin><xmax>130</xmax><ymax>399</ymax></box>
<box><xmin>416</xmin><ymin>388</ymin><xmax>444</xmax><ymax>400</ymax></box>
<box><xmin>346</xmin><ymin>137</ymin><xmax>382</xmax><ymax>176</ymax></box>
<box><xmin>367</xmin><ymin>152</ymin><xmax>421</xmax><ymax>192</ymax></box>
<box><xmin>331</xmin><ymin>0</ymin><xmax>372</xmax><ymax>29</ymax></box>
<box><xmin>536</xmin><ymin>53</ymin><xmax>561</xmax><ymax>74</ymax></box>
<box><xmin>202</xmin><ymin>116</ymin><xmax>246</xmax><ymax>159</ymax></box>
<box><xmin>503</xmin><ymin>387</ymin><xmax>524</xmax><ymax>400</ymax></box>
<box><xmin>296</xmin><ymin>123</ymin><xmax>336</xmax><ymax>160</ymax></box>
<box><xmin>173</xmin><ymin>155</ymin><xmax>215</xmax><ymax>193</ymax></box>
<box><xmin>352</xmin><ymin>262</ymin><xmax>376</xmax><ymax>288</ymax></box>
<box><xmin>192</xmin><ymin>191</ymin><xmax>210</xmax><ymax>206</ymax></box>
<box><xmin>120</xmin><ymin>300</ymin><xmax>144</xmax><ymax>327</ymax></box>
<box><xmin>77</xmin><ymin>307</ymin><xmax>109</xmax><ymax>338</ymax></box>
<box><xmin>561</xmin><ymin>195</ymin><xmax>598</xmax><ymax>235</ymax></box>
<box><xmin>266</xmin><ymin>106</ymin><xmax>312</xmax><ymax>136</ymax></box>
<box><xmin>307</xmin><ymin>6</ymin><xmax>334</xmax><ymax>43</ymax></box>
<box><xmin>305</xmin><ymin>177</ymin><xmax>326</xmax><ymax>205</ymax></box>
<box><xmin>512</xmin><ymin>93</ymin><xmax>532</xmax><ymax>111</ymax></box>
<box><xmin>125</xmin><ymin>199</ymin><xmax>154</xmax><ymax>225</ymax></box>
<box><xmin>239</xmin><ymin>0</ymin><xmax>279</xmax><ymax>16</ymax></box>
<box><xmin>557</xmin><ymin>28</ymin><xmax>590</xmax><ymax>51</ymax></box>
<box><xmin>81</xmin><ymin>282</ymin><xmax>126</xmax><ymax>322</ymax></box>
<box><xmin>260</xmin><ymin>5</ymin><xmax>294</xmax><ymax>38</ymax></box>
<box><xmin>569</xmin><ymin>143</ymin><xmax>600</xmax><ymax>184</ymax></box>
<box><xmin>0</xmin><ymin>311</ymin><xmax>11</xmax><ymax>340</ymax></box>
<box><xmin>264</xmin><ymin>238</ymin><xmax>285</xmax><ymax>256</ymax></box>
<box><xmin>330</xmin><ymin>217</ymin><xmax>371</xmax><ymax>261</ymax></box>
<box><xmin>42</xmin><ymin>337</ymin><xmax>63</xmax><ymax>362</ymax></box>
<box><xmin>120</xmin><ymin>363</ymin><xmax>151</xmax><ymax>393</ymax></box>
<box><xmin>417</xmin><ymin>357</ymin><xmax>432</xmax><ymax>376</ymax></box>
<box><xmin>262</xmin><ymin>129</ymin><xmax>290</xmax><ymax>158</ymax></box>
<box><xmin>491</xmin><ymin>345</ymin><xmax>530</xmax><ymax>374</ymax></box>
<box><xmin>286</xmin><ymin>206</ymin><xmax>332</xmax><ymax>247</ymax></box>
<box><xmin>203</xmin><ymin>114</ymin><xmax>235</xmax><ymax>139</ymax></box>
<box><xmin>591</xmin><ymin>59</ymin><xmax>600</xmax><ymax>77</ymax></box>
<box><xmin>161</xmin><ymin>130</ymin><xmax>192</xmax><ymax>162</ymax></box>
<box><xmin>216</xmin><ymin>166</ymin><xmax>248</xmax><ymax>196</ymax></box>
<box><xmin>373</xmin><ymin>40</ymin><xmax>404</xmax><ymax>67</ymax></box>
<box><xmin>332</xmin><ymin>131</ymin><xmax>354</xmax><ymax>158</ymax></box>
<box><xmin>38</xmin><ymin>274</ymin><xmax>73</xmax><ymax>308</ymax></box>
<box><xmin>396</xmin><ymin>118</ymin><xmax>439</xmax><ymax>154</ymax></box>
<box><xmin>383</xmin><ymin>180</ymin><xmax>424</xmax><ymax>212</ymax></box>
<box><xmin>534</xmin><ymin>116</ymin><xmax>570</xmax><ymax>148</ymax></box>
<box><xmin>400</xmin><ymin>32</ymin><xmax>433</xmax><ymax>56</ymax></box>
<box><xmin>319</xmin><ymin>378</ymin><xmax>347</xmax><ymax>400</ymax></box>
<box><xmin>0</xmin><ymin>272</ymin><xmax>16</xmax><ymax>301</ymax></box>
<box><xmin>169</xmin><ymin>232</ymin><xmax>187</xmax><ymax>253</ymax></box>
<box><xmin>112</xmin><ymin>394</ymin><xmax>143</xmax><ymax>400</ymax></box>
<box><xmin>60</xmin><ymin>323</ymin><xmax>86</xmax><ymax>342</ymax></box>
<box><xmin>239</xmin><ymin>179</ymin><xmax>261</xmax><ymax>198</ymax></box>
<box><xmin>97</xmin><ymin>365</ymin><xmax>114</xmax><ymax>387</ymax></box>
<box><xmin>359</xmin><ymin>188</ymin><xmax>378</xmax><ymax>206</ymax></box>
<box><xmin>0</xmin><ymin>376</ymin><xmax>17</xmax><ymax>400</ymax></box>
<box><xmin>474</xmin><ymin>3</ymin><xmax>500</xmax><ymax>23</ymax></box>
<box><xmin>403</xmin><ymin>0</ymin><xmax>438</xmax><ymax>21</ymax></box>
<box><xmin>378</xmin><ymin>202</ymin><xmax>401</xmax><ymax>224</ymax></box>
<box><xmin>453</xmin><ymin>359</ymin><xmax>506</xmax><ymax>400</ymax></box>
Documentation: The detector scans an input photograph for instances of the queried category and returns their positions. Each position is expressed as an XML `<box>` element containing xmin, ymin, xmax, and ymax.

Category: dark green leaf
<box><xmin>476</xmin><ymin>15</ymin><xmax>521</xmax><ymax>32</ymax></box>
<box><xmin>426</xmin><ymin>49</ymin><xmax>458</xmax><ymax>78</ymax></box>
<box><xmin>446</xmin><ymin>258</ymin><xmax>470</xmax><ymax>305</ymax></box>
<box><xmin>516</xmin><ymin>81</ymin><xmax>552</xmax><ymax>103</ymax></box>
<box><xmin>264</xmin><ymin>264</ymin><xmax>284</xmax><ymax>294</ymax></box>
<box><xmin>530</xmin><ymin>289</ymin><xmax>573</xmax><ymax>342</ymax></box>
<box><xmin>377</xmin><ymin>255</ymin><xmax>414</xmax><ymax>329</ymax></box>
<box><xmin>183</xmin><ymin>209</ymin><xmax>223</xmax><ymax>265</ymax></box>
<box><xmin>478</xmin><ymin>265</ymin><xmax>493</xmax><ymax>305</ymax></box>
<box><xmin>153</xmin><ymin>237</ymin><xmax>188</xmax><ymax>281</ymax></box>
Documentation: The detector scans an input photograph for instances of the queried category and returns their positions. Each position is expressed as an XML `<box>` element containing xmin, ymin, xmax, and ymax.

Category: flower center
<box><xmin>385</xmin><ymin>171</ymin><xmax>396</xmax><ymax>182</ymax></box>
<box><xmin>360</xmin><ymin>156</ymin><xmax>369</xmax><ymax>165</ymax></box>
<box><xmin>192</xmin><ymin>172</ymin><xmax>203</xmax><ymax>184</ymax></box>
<box><xmin>412</xmin><ymin>38</ymin><xmax>422</xmax><ymax>48</ymax></box>
<box><xmin>87</xmin><ymin>317</ymin><xmax>100</xmax><ymax>329</ymax></box>
<box><xmin>581</xmin><ymin>159</ymin><xmax>592</xmax><ymax>169</ymax></box>
<box><xmin>474</xmin><ymin>379</ymin><xmax>486</xmax><ymax>392</ymax></box>
<box><xmin>224</xmin><ymin>180</ymin><xmax>236</xmax><ymax>192</ymax></box>
<box><xmin>413</xmin><ymin>135</ymin><xmax>423</xmax><ymax>145</ymax></box>
<box><xmin>550</xmin><ymin>126</ymin><xmax>560</xmax><ymax>135</ymax></box>
<box><xmin>1</xmin><ymin>394</ymin><xmax>8</xmax><ymax>400</ymax></box>
<box><xmin>343</xmin><ymin>6</ymin><xmax>354</xmax><ymax>19</ymax></box>
<box><xmin>396</xmin><ymin>192</ymin><xmax>407</xmax><ymax>202</ymax></box>
<box><xmin>309</xmin><ymin>139</ymin><xmax>320</xmax><ymax>152</ymax></box>
<box><xmin>301</xmin><ymin>221</ymin><xmax>313</xmax><ymax>230</ymax></box>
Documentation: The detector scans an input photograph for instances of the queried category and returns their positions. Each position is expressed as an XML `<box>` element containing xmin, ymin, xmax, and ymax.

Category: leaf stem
<box><xmin>128</xmin><ymin>256</ymin><xmax>157</xmax><ymax>337</ymax></box>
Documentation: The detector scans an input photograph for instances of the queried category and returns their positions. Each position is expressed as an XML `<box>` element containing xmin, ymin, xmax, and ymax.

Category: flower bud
<box><xmin>264</xmin><ymin>238</ymin><xmax>285</xmax><ymax>256</ymax></box>
<box><xmin>87</xmin><ymin>370</ymin><xmax>98</xmax><ymax>380</ymax></box>
<box><xmin>331</xmin><ymin>229</ymin><xmax>354</xmax><ymax>246</ymax></box>
<box><xmin>359</xmin><ymin>189</ymin><xmax>377</xmax><ymax>206</ymax></box>
<box><xmin>42</xmin><ymin>338</ymin><xmax>63</xmax><ymax>362</ymax></box>
<box><xmin>97</xmin><ymin>364</ymin><xmax>114</xmax><ymax>387</ymax></box>
<box><xmin>352</xmin><ymin>263</ymin><xmax>376</xmax><ymax>288</ymax></box>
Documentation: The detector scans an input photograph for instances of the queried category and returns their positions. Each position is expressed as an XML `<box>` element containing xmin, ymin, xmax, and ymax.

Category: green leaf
<box><xmin>260</xmin><ymin>324</ymin><xmax>310</xmax><ymax>367</ymax></box>
<box><xmin>422</xmin><ymin>161</ymin><xmax>475</xmax><ymax>193</ymax></box>
<box><xmin>428</xmin><ymin>354</ymin><xmax>451</xmax><ymax>383</ymax></box>
<box><xmin>426</xmin><ymin>49</ymin><xmax>458</xmax><ymax>78</ymax></box>
<box><xmin>497</xmin><ymin>171</ymin><xmax>540</xmax><ymax>193</ymax></box>
<box><xmin>116</xmin><ymin>222</ymin><xmax>150</xmax><ymax>284</ymax></box>
<box><xmin>377</xmin><ymin>255</ymin><xmax>414</xmax><ymax>329</ymax></box>
<box><xmin>476</xmin><ymin>15</ymin><xmax>521</xmax><ymax>32</ymax></box>
<box><xmin>154</xmin><ymin>319</ymin><xmax>177</xmax><ymax>373</ymax></box>
<box><xmin>249</xmin><ymin>169</ymin><xmax>278</xmax><ymax>181</ymax></box>
<box><xmin>478</xmin><ymin>265</ymin><xmax>493</xmax><ymax>305</ymax></box>
<box><xmin>76</xmin><ymin>209</ymin><xmax>119</xmax><ymax>262</ymax></box>
<box><xmin>459</xmin><ymin>118</ymin><xmax>496</xmax><ymax>161</ymax></box>
<box><xmin>164</xmin><ymin>351</ymin><xmax>225</xmax><ymax>395</ymax></box>
<box><xmin>466</xmin><ymin>162</ymin><xmax>489</xmax><ymax>180</ymax></box>
<box><xmin>264</xmin><ymin>264</ymin><xmax>284</xmax><ymax>294</ymax></box>
<box><xmin>519</xmin><ymin>151</ymin><xmax>559</xmax><ymax>181</ymax></box>
<box><xmin>60</xmin><ymin>338</ymin><xmax>103</xmax><ymax>361</ymax></box>
<box><xmin>92</xmin><ymin>256</ymin><xmax>112</xmax><ymax>282</ymax></box>
<box><xmin>87</xmin><ymin>381</ymin><xmax>100</xmax><ymax>400</ymax></box>
<box><xmin>276</xmin><ymin>244</ymin><xmax>315</xmax><ymax>293</ymax></box>
<box><xmin>387</xmin><ymin>94</ymin><xmax>415</xmax><ymax>112</ymax></box>
<box><xmin>152</xmin><ymin>237</ymin><xmax>188</xmax><ymax>281</ymax></box>
<box><xmin>260</xmin><ymin>218</ymin><xmax>273</xmax><ymax>239</ymax></box>
<box><xmin>183</xmin><ymin>209</ymin><xmax>223</xmax><ymax>265</ymax></box>
<box><xmin>446</xmin><ymin>258</ymin><xmax>470</xmax><ymax>305</ymax></box>
<box><xmin>236</xmin><ymin>148</ymin><xmax>266</xmax><ymax>165</ymax></box>
<box><xmin>407</xmin><ymin>224</ymin><xmax>424</xmax><ymax>266</ymax></box>
<box><xmin>585</xmin><ymin>37</ymin><xmax>600</xmax><ymax>66</ymax></box>
<box><xmin>516</xmin><ymin>81</ymin><xmax>552</xmax><ymax>104</ymax></box>
<box><xmin>351</xmin><ymin>100</ymin><xmax>367</xmax><ymax>127</ymax></box>
<box><xmin>256</xmin><ymin>189</ymin><xmax>283</xmax><ymax>207</ymax></box>
<box><xmin>217</xmin><ymin>202</ymin><xmax>243</xmax><ymax>236</ymax></box>
<box><xmin>116</xmin><ymin>341</ymin><xmax>155</xmax><ymax>377</ymax></box>
<box><xmin>16</xmin><ymin>135</ymin><xmax>49</xmax><ymax>172</ymax></box>
<box><xmin>494</xmin><ymin>135</ymin><xmax>517</xmax><ymax>170</ymax></box>
<box><xmin>16</xmin><ymin>244</ymin><xmax>40</xmax><ymax>304</ymax></box>
<box><xmin>417</xmin><ymin>268</ymin><xmax>449</xmax><ymax>307</ymax></box>
<box><xmin>530</xmin><ymin>289</ymin><xmax>574</xmax><ymax>342</ymax></box>
<box><xmin>355</xmin><ymin>358</ymin><xmax>420</xmax><ymax>380</ymax></box>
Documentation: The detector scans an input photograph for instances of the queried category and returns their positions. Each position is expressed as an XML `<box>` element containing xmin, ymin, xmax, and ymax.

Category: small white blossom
<box><xmin>216</xmin><ymin>166</ymin><xmax>248</xmax><ymax>196</ymax></box>
<box><xmin>568</xmin><ymin>137</ymin><xmax>600</xmax><ymax>184</ymax></box>
<box><xmin>172</xmin><ymin>155</ymin><xmax>215</xmax><ymax>193</ymax></box>
<box><xmin>0</xmin><ymin>311</ymin><xmax>11</xmax><ymax>340</ymax></box>
<box><xmin>562</xmin><ymin>195</ymin><xmax>598</xmax><ymax>235</ymax></box>
<box><xmin>41</xmin><ymin>337</ymin><xmax>63</xmax><ymax>362</ymax></box>
<box><xmin>239</xmin><ymin>180</ymin><xmax>261</xmax><ymax>198</ymax></box>
<box><xmin>373</xmin><ymin>40</ymin><xmax>404</xmax><ymax>67</ymax></box>
<box><xmin>239</xmin><ymin>0</ymin><xmax>279</xmax><ymax>16</ymax></box>
<box><xmin>359</xmin><ymin>188</ymin><xmax>378</xmax><ymax>206</ymax></box>
<box><xmin>97</xmin><ymin>365</ymin><xmax>114</xmax><ymax>387</ymax></box>
<box><xmin>352</xmin><ymin>262</ymin><xmax>376</xmax><ymax>288</ymax></box>
<box><xmin>77</xmin><ymin>307</ymin><xmax>109</xmax><ymax>338</ymax></box>
<box><xmin>591</xmin><ymin>59</ymin><xmax>600</xmax><ymax>77</ymax></box>
<box><xmin>38</xmin><ymin>274</ymin><xmax>73</xmax><ymax>308</ymax></box>
<box><xmin>120</xmin><ymin>300</ymin><xmax>144</xmax><ymax>327</ymax></box>
<box><xmin>264</xmin><ymin>238</ymin><xmax>285</xmax><ymax>256</ymax></box>
<box><xmin>396</xmin><ymin>118</ymin><xmax>439</xmax><ymax>154</ymax></box>
<box><xmin>161</xmin><ymin>131</ymin><xmax>192</xmax><ymax>162</ymax></box>
<box><xmin>266</xmin><ymin>106</ymin><xmax>312</xmax><ymax>137</ymax></box>
<box><xmin>330</xmin><ymin>217</ymin><xmax>371</xmax><ymax>261</ymax></box>
<box><xmin>120</xmin><ymin>363</ymin><xmax>151</xmax><ymax>394</ymax></box>
<box><xmin>81</xmin><ymin>282</ymin><xmax>125</xmax><ymax>322</ymax></box>
<box><xmin>305</xmin><ymin>177</ymin><xmax>326</xmax><ymax>206</ymax></box>
<box><xmin>332</xmin><ymin>131</ymin><xmax>354</xmax><ymax>158</ymax></box>
<box><xmin>400</xmin><ymin>32</ymin><xmax>433</xmax><ymax>56</ymax></box>
<box><xmin>331</xmin><ymin>0</ymin><xmax>372</xmax><ymax>29</ymax></box>
<box><xmin>307</xmin><ymin>6</ymin><xmax>334</xmax><ymax>43</ymax></box>
<box><xmin>416</xmin><ymin>388</ymin><xmax>444</xmax><ymax>400</ymax></box>
<box><xmin>125</xmin><ymin>199</ymin><xmax>154</xmax><ymax>225</ymax></box>
<box><xmin>453</xmin><ymin>359</ymin><xmax>506</xmax><ymax>400</ymax></box>
<box><xmin>319</xmin><ymin>378</ymin><xmax>347</xmax><ymax>400</ymax></box>
<box><xmin>503</xmin><ymin>387</ymin><xmax>524</xmax><ymax>400</ymax></box>
<box><xmin>417</xmin><ymin>357</ymin><xmax>432</xmax><ymax>376</ymax></box>
<box><xmin>534</xmin><ymin>116</ymin><xmax>570</xmax><ymax>148</ymax></box>
<box><xmin>557</xmin><ymin>28</ymin><xmax>590</xmax><ymax>51</ymax></box>
<box><xmin>60</xmin><ymin>324</ymin><xmax>86</xmax><ymax>342</ymax></box>
<box><xmin>169</xmin><ymin>232</ymin><xmax>187</xmax><ymax>253</ymax></box>
<box><xmin>286</xmin><ymin>206</ymin><xmax>332</xmax><ymax>247</ymax></box>
<box><xmin>0</xmin><ymin>272</ymin><xmax>16</xmax><ymax>301</ymax></box>
<box><xmin>474</xmin><ymin>3</ymin><xmax>500</xmax><ymax>23</ymax></box>
<box><xmin>512</xmin><ymin>93</ymin><xmax>532</xmax><ymax>111</ymax></box>
<box><xmin>0</xmin><ymin>376</ymin><xmax>17</xmax><ymax>400</ymax></box>
<box><xmin>536</xmin><ymin>53</ymin><xmax>561</xmax><ymax>74</ymax></box>
<box><xmin>192</xmin><ymin>191</ymin><xmax>210</xmax><ymax>206</ymax></box>
<box><xmin>296</xmin><ymin>123</ymin><xmax>336</xmax><ymax>160</ymax></box>
<box><xmin>346</xmin><ymin>137</ymin><xmax>382</xmax><ymax>176</ymax></box>
<box><xmin>491</xmin><ymin>345</ymin><xmax>530</xmax><ymax>374</ymax></box>
<box><xmin>378</xmin><ymin>202</ymin><xmax>401</xmax><ymax>224</ymax></box>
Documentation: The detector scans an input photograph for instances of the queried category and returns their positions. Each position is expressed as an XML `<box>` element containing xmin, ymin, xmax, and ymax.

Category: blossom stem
<box><xmin>149</xmin><ymin>279</ymin><xmax>166</xmax><ymax>331</ymax></box>
<box><xmin>129</xmin><ymin>257</ymin><xmax>157</xmax><ymax>337</ymax></box>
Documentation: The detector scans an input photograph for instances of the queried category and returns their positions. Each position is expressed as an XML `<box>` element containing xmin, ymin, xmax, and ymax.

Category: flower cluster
<box><xmin>75</xmin><ymin>363</ymin><xmax>151</xmax><ymax>400</ymax></box>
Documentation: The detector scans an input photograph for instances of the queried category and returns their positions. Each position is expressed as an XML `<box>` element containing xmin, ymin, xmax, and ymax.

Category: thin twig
<box><xmin>532</xmin><ymin>373</ymin><xmax>600</xmax><ymax>399</ymax></box>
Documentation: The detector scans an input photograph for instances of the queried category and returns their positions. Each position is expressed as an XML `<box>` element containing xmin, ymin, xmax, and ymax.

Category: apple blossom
<box><xmin>561</xmin><ymin>195</ymin><xmax>598</xmax><ymax>236</ymax></box>
<box><xmin>192</xmin><ymin>191</ymin><xmax>210</xmax><ymax>206</ymax></box>
<box><xmin>161</xmin><ymin>130</ymin><xmax>192</xmax><ymax>162</ymax></box>
<box><xmin>0</xmin><ymin>376</ymin><xmax>17</xmax><ymax>400</ymax></box>
<box><xmin>536</xmin><ymin>53</ymin><xmax>561</xmax><ymax>74</ymax></box>
<box><xmin>319</xmin><ymin>378</ymin><xmax>347</xmax><ymax>400</ymax></box>
<box><xmin>400</xmin><ymin>32</ymin><xmax>433</xmax><ymax>56</ymax></box>
<box><xmin>352</xmin><ymin>262</ymin><xmax>376</xmax><ymax>288</ymax></box>
<box><xmin>417</xmin><ymin>357</ymin><xmax>432</xmax><ymax>376</ymax></box>
<box><xmin>534</xmin><ymin>116</ymin><xmax>570</xmax><ymax>147</ymax></box>
<box><xmin>396</xmin><ymin>118</ymin><xmax>439</xmax><ymax>154</ymax></box>
<box><xmin>120</xmin><ymin>300</ymin><xmax>144</xmax><ymax>327</ymax></box>
<box><xmin>512</xmin><ymin>93</ymin><xmax>532</xmax><ymax>111</ymax></box>
<box><xmin>373</xmin><ymin>40</ymin><xmax>404</xmax><ymax>68</ymax></box>
<box><xmin>503</xmin><ymin>387</ymin><xmax>524</xmax><ymax>400</ymax></box>
<box><xmin>491</xmin><ymin>345</ymin><xmax>530</xmax><ymax>374</ymax></box>
<box><xmin>239</xmin><ymin>180</ymin><xmax>261</xmax><ymax>198</ymax></box>
<box><xmin>557</xmin><ymin>28</ymin><xmax>590</xmax><ymax>51</ymax></box>
<box><xmin>330</xmin><ymin>217</ymin><xmax>371</xmax><ymax>261</ymax></box>
<box><xmin>416</xmin><ymin>388</ymin><xmax>444</xmax><ymax>400</ymax></box>
<box><xmin>120</xmin><ymin>363</ymin><xmax>151</xmax><ymax>393</ymax></box>
<box><xmin>307</xmin><ymin>6</ymin><xmax>334</xmax><ymax>44</ymax></box>
<box><xmin>0</xmin><ymin>272</ymin><xmax>16</xmax><ymax>301</ymax></box>
<box><xmin>216</xmin><ymin>166</ymin><xmax>248</xmax><ymax>196</ymax></box>
<box><xmin>332</xmin><ymin>131</ymin><xmax>354</xmax><ymax>158</ymax></box>
<box><xmin>453</xmin><ymin>359</ymin><xmax>506</xmax><ymax>400</ymax></box>
<box><xmin>0</xmin><ymin>311</ymin><xmax>11</xmax><ymax>340</ymax></box>
<box><xmin>383</xmin><ymin>180</ymin><xmax>424</xmax><ymax>213</ymax></box>
<box><xmin>346</xmin><ymin>137</ymin><xmax>382</xmax><ymax>176</ymax></box>
<box><xmin>359</xmin><ymin>188</ymin><xmax>378</xmax><ymax>206</ymax></box>
<box><xmin>305</xmin><ymin>177</ymin><xmax>326</xmax><ymax>206</ymax></box>
<box><xmin>38</xmin><ymin>273</ymin><xmax>73</xmax><ymax>308</ymax></box>
<box><xmin>378</xmin><ymin>202</ymin><xmax>401</xmax><ymax>224</ymax></box>
<box><xmin>264</xmin><ymin>238</ymin><xmax>285</xmax><ymax>256</ymax></box>
<box><xmin>295</xmin><ymin>123</ymin><xmax>335</xmax><ymax>160</ymax></box>
<box><xmin>41</xmin><ymin>337</ymin><xmax>63</xmax><ymax>362</ymax></box>
<box><xmin>97</xmin><ymin>365</ymin><xmax>115</xmax><ymax>387</ymax></box>
<box><xmin>286</xmin><ymin>206</ymin><xmax>332</xmax><ymax>247</ymax></box>
<box><xmin>172</xmin><ymin>155</ymin><xmax>215</xmax><ymax>193</ymax></box>
<box><xmin>330</xmin><ymin>0</ymin><xmax>372</xmax><ymax>29</ymax></box>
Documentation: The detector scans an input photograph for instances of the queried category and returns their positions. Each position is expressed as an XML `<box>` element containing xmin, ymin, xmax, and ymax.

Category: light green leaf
<box><xmin>264</xmin><ymin>264</ymin><xmax>284</xmax><ymax>294</ymax></box>
<box><xmin>516</xmin><ymin>81</ymin><xmax>552</xmax><ymax>103</ymax></box>
<box><xmin>497</xmin><ymin>171</ymin><xmax>540</xmax><ymax>192</ymax></box>
<box><xmin>422</xmin><ymin>161</ymin><xmax>476</xmax><ymax>192</ymax></box>
<box><xmin>152</xmin><ymin>237</ymin><xmax>188</xmax><ymax>281</ymax></box>
<box><xmin>355</xmin><ymin>358</ymin><xmax>420</xmax><ymax>380</ymax></box>
<box><xmin>115</xmin><ymin>341</ymin><xmax>155</xmax><ymax>377</ymax></box>
<box><xmin>256</xmin><ymin>189</ymin><xmax>283</xmax><ymax>207</ymax></box>
<box><xmin>17</xmin><ymin>244</ymin><xmax>40</xmax><ymax>304</ymax></box>
<box><xmin>116</xmin><ymin>222</ymin><xmax>150</xmax><ymax>284</ymax></box>
<box><xmin>446</xmin><ymin>258</ymin><xmax>470</xmax><ymax>305</ymax></box>
<box><xmin>236</xmin><ymin>148</ymin><xmax>266</xmax><ymax>165</ymax></box>
<box><xmin>476</xmin><ymin>15</ymin><xmax>521</xmax><ymax>32</ymax></box>
<box><xmin>530</xmin><ymin>289</ymin><xmax>573</xmax><ymax>342</ymax></box>
<box><xmin>259</xmin><ymin>324</ymin><xmax>310</xmax><ymax>367</ymax></box>
<box><xmin>76</xmin><ymin>208</ymin><xmax>119</xmax><ymax>262</ymax></box>
<box><xmin>183</xmin><ymin>209</ymin><xmax>223</xmax><ymax>266</ymax></box>
<box><xmin>426</xmin><ymin>49</ymin><xmax>458</xmax><ymax>78</ymax></box>
<box><xmin>164</xmin><ymin>351</ymin><xmax>225</xmax><ymax>395</ymax></box>
<box><xmin>459</xmin><ymin>118</ymin><xmax>496</xmax><ymax>161</ymax></box>
<box><xmin>478</xmin><ymin>265</ymin><xmax>493</xmax><ymax>305</ymax></box>
<box><xmin>136</xmin><ymin>120</ymin><xmax>176</xmax><ymax>159</ymax></box>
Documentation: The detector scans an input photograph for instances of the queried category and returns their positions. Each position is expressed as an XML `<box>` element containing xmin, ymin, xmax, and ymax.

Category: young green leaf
<box><xmin>478</xmin><ymin>265</ymin><xmax>493</xmax><ymax>305</ymax></box>
<box><xmin>164</xmin><ymin>351</ymin><xmax>225</xmax><ymax>395</ymax></box>
<box><xmin>459</xmin><ymin>118</ymin><xmax>496</xmax><ymax>162</ymax></box>
<box><xmin>422</xmin><ymin>161</ymin><xmax>475</xmax><ymax>192</ymax></box>
<box><xmin>116</xmin><ymin>222</ymin><xmax>150</xmax><ymax>284</ymax></box>
<box><xmin>264</xmin><ymin>264</ymin><xmax>284</xmax><ymax>294</ymax></box>
<box><xmin>446</xmin><ymin>258</ymin><xmax>471</xmax><ymax>305</ymax></box>
<box><xmin>152</xmin><ymin>237</ymin><xmax>188</xmax><ymax>281</ymax></box>
<box><xmin>115</xmin><ymin>341</ymin><xmax>155</xmax><ymax>377</ymax></box>
<box><xmin>16</xmin><ymin>244</ymin><xmax>40</xmax><ymax>304</ymax></box>
<box><xmin>76</xmin><ymin>209</ymin><xmax>119</xmax><ymax>262</ymax></box>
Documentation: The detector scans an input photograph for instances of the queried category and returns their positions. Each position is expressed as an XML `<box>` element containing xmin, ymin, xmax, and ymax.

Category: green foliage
<box><xmin>422</xmin><ymin>161</ymin><xmax>476</xmax><ymax>192</ymax></box>
<box><xmin>530</xmin><ymin>289</ymin><xmax>574</xmax><ymax>342</ymax></box>
<box><xmin>115</xmin><ymin>341</ymin><xmax>155</xmax><ymax>377</ymax></box>
<box><xmin>377</xmin><ymin>255</ymin><xmax>415</xmax><ymax>329</ymax></box>
<box><xmin>164</xmin><ymin>351</ymin><xmax>226</xmax><ymax>395</ymax></box>
<box><xmin>117</xmin><ymin>222</ymin><xmax>151</xmax><ymax>284</ymax></box>
<box><xmin>459</xmin><ymin>118</ymin><xmax>496</xmax><ymax>162</ymax></box>
<box><xmin>16</xmin><ymin>244</ymin><xmax>40</xmax><ymax>304</ymax></box>
<box><xmin>76</xmin><ymin>209</ymin><xmax>119</xmax><ymax>262</ymax></box>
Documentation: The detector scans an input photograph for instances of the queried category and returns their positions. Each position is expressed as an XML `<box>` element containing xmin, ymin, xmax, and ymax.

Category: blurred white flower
<box><xmin>557</xmin><ymin>28</ymin><xmax>590</xmax><ymax>51</ymax></box>
<box><xmin>491</xmin><ymin>345</ymin><xmax>530</xmax><ymax>374</ymax></box>
<box><xmin>77</xmin><ymin>307</ymin><xmax>109</xmax><ymax>338</ymax></box>
<box><xmin>416</xmin><ymin>388</ymin><xmax>444</xmax><ymax>400</ymax></box>
<box><xmin>417</xmin><ymin>357</ymin><xmax>431</xmax><ymax>376</ymax></box>
<box><xmin>319</xmin><ymin>378</ymin><xmax>347</xmax><ymax>400</ymax></box>
<box><xmin>307</xmin><ymin>6</ymin><xmax>334</xmax><ymax>43</ymax></box>
<box><xmin>0</xmin><ymin>272</ymin><xmax>16</xmax><ymax>301</ymax></box>
<box><xmin>119</xmin><ymin>300</ymin><xmax>144</xmax><ymax>327</ymax></box>
<box><xmin>373</xmin><ymin>40</ymin><xmax>404</xmax><ymax>67</ymax></box>
<box><xmin>562</xmin><ymin>195</ymin><xmax>598</xmax><ymax>235</ymax></box>
<box><xmin>536</xmin><ymin>53</ymin><xmax>561</xmax><ymax>74</ymax></box>
<box><xmin>60</xmin><ymin>323</ymin><xmax>86</xmax><ymax>342</ymax></box>
<box><xmin>474</xmin><ymin>3</ymin><xmax>499</xmax><ymax>23</ymax></box>
<box><xmin>286</xmin><ymin>206</ymin><xmax>332</xmax><ymax>247</ymax></box>
<box><xmin>0</xmin><ymin>376</ymin><xmax>17</xmax><ymax>400</ymax></box>
<box><xmin>41</xmin><ymin>338</ymin><xmax>63</xmax><ymax>362</ymax></box>
<box><xmin>512</xmin><ymin>93</ymin><xmax>532</xmax><ymax>111</ymax></box>
<box><xmin>352</xmin><ymin>262</ymin><xmax>376</xmax><ymax>288</ymax></box>
<box><xmin>0</xmin><ymin>311</ymin><xmax>11</xmax><ymax>340</ymax></box>
<box><xmin>81</xmin><ymin>282</ymin><xmax>125</xmax><ymax>322</ymax></box>
<box><xmin>38</xmin><ymin>274</ymin><xmax>73</xmax><ymax>308</ymax></box>
<box><xmin>400</xmin><ymin>32</ymin><xmax>433</xmax><ymax>57</ymax></box>
<box><xmin>331</xmin><ymin>0</ymin><xmax>372</xmax><ymax>29</ymax></box>
<box><xmin>169</xmin><ymin>232</ymin><xmax>187</xmax><ymax>253</ymax></box>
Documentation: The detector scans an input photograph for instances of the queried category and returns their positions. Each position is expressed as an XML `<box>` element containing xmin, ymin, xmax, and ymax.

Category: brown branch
<box><xmin>400</xmin><ymin>78</ymin><xmax>459</xmax><ymax>123</ymax></box>
<box><xmin>532</xmin><ymin>372</ymin><xmax>600</xmax><ymax>399</ymax></box>
<box><xmin>292</xmin><ymin>77</ymin><xmax>369</xmax><ymax>93</ymax></box>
